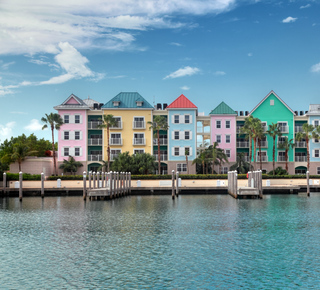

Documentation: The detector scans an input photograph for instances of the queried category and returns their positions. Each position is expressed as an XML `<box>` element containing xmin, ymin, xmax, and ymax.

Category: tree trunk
<box><xmin>202</xmin><ymin>161</ymin><xmax>205</xmax><ymax>174</ymax></box>
<box><xmin>51</xmin><ymin>125</ymin><xmax>57</xmax><ymax>176</ymax></box>
<box><xmin>306</xmin><ymin>138</ymin><xmax>310</xmax><ymax>171</ymax></box>
<box><xmin>285</xmin><ymin>150</ymin><xmax>288</xmax><ymax>172</ymax></box>
<box><xmin>186</xmin><ymin>155</ymin><xmax>189</xmax><ymax>174</ymax></box>
<box><xmin>273</xmin><ymin>136</ymin><xmax>276</xmax><ymax>176</ymax></box>
<box><xmin>258</xmin><ymin>140</ymin><xmax>262</xmax><ymax>170</ymax></box>
<box><xmin>253</xmin><ymin>137</ymin><xmax>257</xmax><ymax>170</ymax></box>
<box><xmin>157</xmin><ymin>130</ymin><xmax>161</xmax><ymax>174</ymax></box>
<box><xmin>107</xmin><ymin>126</ymin><xmax>110</xmax><ymax>172</ymax></box>
<box><xmin>249</xmin><ymin>136</ymin><xmax>252</xmax><ymax>171</ymax></box>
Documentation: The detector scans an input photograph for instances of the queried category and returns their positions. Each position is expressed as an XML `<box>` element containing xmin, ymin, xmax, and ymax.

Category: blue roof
<box><xmin>102</xmin><ymin>92</ymin><xmax>153</xmax><ymax>109</ymax></box>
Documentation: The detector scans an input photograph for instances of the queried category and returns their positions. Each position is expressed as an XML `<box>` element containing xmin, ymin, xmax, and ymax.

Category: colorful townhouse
<box><xmin>307</xmin><ymin>105</ymin><xmax>320</xmax><ymax>174</ymax></box>
<box><xmin>166</xmin><ymin>94</ymin><xmax>197</xmax><ymax>174</ymax></box>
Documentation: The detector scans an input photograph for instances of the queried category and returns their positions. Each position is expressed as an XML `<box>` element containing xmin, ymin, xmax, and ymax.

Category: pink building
<box><xmin>209</xmin><ymin>102</ymin><xmax>237</xmax><ymax>172</ymax></box>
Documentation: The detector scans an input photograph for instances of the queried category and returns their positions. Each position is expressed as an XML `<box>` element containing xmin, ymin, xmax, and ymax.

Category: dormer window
<box><xmin>113</xmin><ymin>101</ymin><xmax>120</xmax><ymax>107</ymax></box>
<box><xmin>136</xmin><ymin>101</ymin><xmax>143</xmax><ymax>107</ymax></box>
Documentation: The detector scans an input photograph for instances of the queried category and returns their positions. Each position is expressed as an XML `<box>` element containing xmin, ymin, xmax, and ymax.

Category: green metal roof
<box><xmin>102</xmin><ymin>92</ymin><xmax>153</xmax><ymax>109</ymax></box>
<box><xmin>209</xmin><ymin>101</ymin><xmax>237</xmax><ymax>115</ymax></box>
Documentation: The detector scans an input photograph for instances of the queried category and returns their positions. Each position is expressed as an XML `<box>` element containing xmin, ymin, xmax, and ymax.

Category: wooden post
<box><xmin>176</xmin><ymin>171</ymin><xmax>179</xmax><ymax>196</ymax></box>
<box><xmin>171</xmin><ymin>170</ymin><xmax>175</xmax><ymax>200</ymax></box>
<box><xmin>3</xmin><ymin>172</ymin><xmax>6</xmax><ymax>195</ymax></box>
<box><xmin>83</xmin><ymin>171</ymin><xmax>87</xmax><ymax>200</ymax></box>
<box><xmin>93</xmin><ymin>172</ymin><xmax>96</xmax><ymax>189</ymax></box>
<box><xmin>117</xmin><ymin>172</ymin><xmax>120</xmax><ymax>197</ymax></box>
<box><xmin>125</xmin><ymin>172</ymin><xmax>128</xmax><ymax>194</ymax></box>
<box><xmin>97</xmin><ymin>172</ymin><xmax>100</xmax><ymax>188</ymax></box>
<box><xmin>235</xmin><ymin>171</ymin><xmax>238</xmax><ymax>196</ymax></box>
<box><xmin>129</xmin><ymin>172</ymin><xmax>131</xmax><ymax>194</ymax></box>
<box><xmin>109</xmin><ymin>171</ymin><xmax>113</xmax><ymax>199</ymax></box>
<box><xmin>307</xmin><ymin>171</ymin><xmax>310</xmax><ymax>197</ymax></box>
<box><xmin>41</xmin><ymin>172</ymin><xmax>44</xmax><ymax>198</ymax></box>
<box><xmin>19</xmin><ymin>171</ymin><xmax>23</xmax><ymax>201</ymax></box>
<box><xmin>89</xmin><ymin>171</ymin><xmax>92</xmax><ymax>190</ymax></box>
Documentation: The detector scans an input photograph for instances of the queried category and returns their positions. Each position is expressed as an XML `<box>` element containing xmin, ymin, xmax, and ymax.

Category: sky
<box><xmin>0</xmin><ymin>0</ymin><xmax>320</xmax><ymax>142</ymax></box>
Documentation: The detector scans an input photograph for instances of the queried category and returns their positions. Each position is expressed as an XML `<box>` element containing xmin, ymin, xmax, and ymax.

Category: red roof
<box><xmin>166</xmin><ymin>94</ymin><xmax>197</xmax><ymax>109</ymax></box>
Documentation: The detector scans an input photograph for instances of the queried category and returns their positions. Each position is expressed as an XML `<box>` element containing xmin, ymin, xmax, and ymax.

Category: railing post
<box><xmin>19</xmin><ymin>171</ymin><xmax>23</xmax><ymax>201</ymax></box>
<box><xmin>109</xmin><ymin>171</ymin><xmax>113</xmax><ymax>199</ymax></box>
<box><xmin>41</xmin><ymin>172</ymin><xmax>45</xmax><ymax>198</ymax></box>
<box><xmin>83</xmin><ymin>171</ymin><xmax>87</xmax><ymax>200</ymax></box>
<box><xmin>3</xmin><ymin>172</ymin><xmax>6</xmax><ymax>195</ymax></box>
<box><xmin>171</xmin><ymin>170</ymin><xmax>175</xmax><ymax>200</ymax></box>
<box><xmin>307</xmin><ymin>171</ymin><xmax>310</xmax><ymax>197</ymax></box>
<box><xmin>93</xmin><ymin>172</ymin><xmax>96</xmax><ymax>189</ymax></box>
<box><xmin>129</xmin><ymin>172</ymin><xmax>131</xmax><ymax>194</ymax></box>
<box><xmin>176</xmin><ymin>171</ymin><xmax>179</xmax><ymax>196</ymax></box>
<box><xmin>89</xmin><ymin>171</ymin><xmax>92</xmax><ymax>190</ymax></box>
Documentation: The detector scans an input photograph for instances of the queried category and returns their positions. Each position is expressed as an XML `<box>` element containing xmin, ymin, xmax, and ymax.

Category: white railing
<box><xmin>295</xmin><ymin>141</ymin><xmax>306</xmax><ymax>148</ymax></box>
<box><xmin>133</xmin><ymin>121</ymin><xmax>145</xmax><ymax>129</ymax></box>
<box><xmin>153</xmin><ymin>139</ymin><xmax>168</xmax><ymax>145</ymax></box>
<box><xmin>259</xmin><ymin>141</ymin><xmax>268</xmax><ymax>147</ymax></box>
<box><xmin>295</xmin><ymin>126</ymin><xmax>303</xmax><ymax>133</ymax></box>
<box><xmin>133</xmin><ymin>138</ymin><xmax>146</xmax><ymax>145</ymax></box>
<box><xmin>278</xmin><ymin>156</ymin><xmax>286</xmax><ymax>162</ymax></box>
<box><xmin>237</xmin><ymin>141</ymin><xmax>249</xmax><ymax>148</ymax></box>
<box><xmin>257</xmin><ymin>156</ymin><xmax>268</xmax><ymax>162</ymax></box>
<box><xmin>88</xmin><ymin>138</ymin><xmax>102</xmax><ymax>146</ymax></box>
<box><xmin>110</xmin><ymin>121</ymin><xmax>122</xmax><ymax>129</ymax></box>
<box><xmin>110</xmin><ymin>138</ymin><xmax>122</xmax><ymax>145</ymax></box>
<box><xmin>295</xmin><ymin>156</ymin><xmax>307</xmax><ymax>162</ymax></box>
<box><xmin>154</xmin><ymin>154</ymin><xmax>168</xmax><ymax>161</ymax></box>
<box><xmin>279</xmin><ymin>126</ymin><xmax>289</xmax><ymax>133</ymax></box>
<box><xmin>110</xmin><ymin>153</ymin><xmax>120</xmax><ymax>161</ymax></box>
<box><xmin>88</xmin><ymin>155</ymin><xmax>102</xmax><ymax>161</ymax></box>
<box><xmin>237</xmin><ymin>126</ymin><xmax>244</xmax><ymax>133</ymax></box>
<box><xmin>88</xmin><ymin>121</ymin><xmax>103</xmax><ymax>129</ymax></box>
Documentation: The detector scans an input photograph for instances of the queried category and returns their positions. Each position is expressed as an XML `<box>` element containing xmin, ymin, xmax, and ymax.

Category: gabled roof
<box><xmin>166</xmin><ymin>94</ymin><xmax>197</xmax><ymax>109</ymax></box>
<box><xmin>209</xmin><ymin>101</ymin><xmax>237</xmax><ymax>115</ymax></box>
<box><xmin>102</xmin><ymin>92</ymin><xmax>153</xmax><ymax>109</ymax></box>
<box><xmin>83</xmin><ymin>97</ymin><xmax>102</xmax><ymax>109</ymax></box>
<box><xmin>54</xmin><ymin>94</ymin><xmax>91</xmax><ymax>110</ymax></box>
<box><xmin>249</xmin><ymin>90</ymin><xmax>296</xmax><ymax>116</ymax></box>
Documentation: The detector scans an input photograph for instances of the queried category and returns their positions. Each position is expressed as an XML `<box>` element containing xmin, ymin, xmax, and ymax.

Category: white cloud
<box><xmin>300</xmin><ymin>4</ymin><xmax>311</xmax><ymax>9</ymax></box>
<box><xmin>214</xmin><ymin>71</ymin><xmax>226</xmax><ymax>76</ymax></box>
<box><xmin>311</xmin><ymin>63</ymin><xmax>320</xmax><ymax>73</ymax></box>
<box><xmin>1</xmin><ymin>61</ymin><xmax>15</xmax><ymax>70</ymax></box>
<box><xmin>248</xmin><ymin>52</ymin><xmax>253</xmax><ymax>57</ymax></box>
<box><xmin>181</xmin><ymin>86</ymin><xmax>190</xmax><ymax>90</ymax></box>
<box><xmin>164</xmin><ymin>66</ymin><xmax>200</xmax><ymax>79</ymax></box>
<box><xmin>24</xmin><ymin>119</ymin><xmax>43</xmax><ymax>131</ymax></box>
<box><xmin>170</xmin><ymin>42</ymin><xmax>182</xmax><ymax>47</ymax></box>
<box><xmin>0</xmin><ymin>121</ymin><xmax>16</xmax><ymax>141</ymax></box>
<box><xmin>282</xmin><ymin>17</ymin><xmax>297</xmax><ymax>23</ymax></box>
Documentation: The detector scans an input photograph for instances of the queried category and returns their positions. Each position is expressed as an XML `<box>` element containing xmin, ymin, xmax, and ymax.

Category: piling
<box><xmin>97</xmin><ymin>172</ymin><xmax>100</xmax><ymax>188</ymax></box>
<box><xmin>83</xmin><ymin>171</ymin><xmax>87</xmax><ymax>200</ymax></box>
<box><xmin>129</xmin><ymin>173</ymin><xmax>131</xmax><ymax>194</ymax></box>
<box><xmin>41</xmin><ymin>172</ymin><xmax>44</xmax><ymax>198</ymax></box>
<box><xmin>19</xmin><ymin>172</ymin><xmax>23</xmax><ymax>201</ymax></box>
<box><xmin>116</xmin><ymin>172</ymin><xmax>120</xmax><ymax>197</ymax></box>
<box><xmin>307</xmin><ymin>171</ymin><xmax>310</xmax><ymax>197</ymax></box>
<box><xmin>176</xmin><ymin>171</ymin><xmax>179</xmax><ymax>196</ymax></box>
<box><xmin>3</xmin><ymin>173</ymin><xmax>6</xmax><ymax>195</ymax></box>
<box><xmin>109</xmin><ymin>171</ymin><xmax>113</xmax><ymax>199</ymax></box>
<box><xmin>171</xmin><ymin>170</ymin><xmax>175</xmax><ymax>200</ymax></box>
<box><xmin>89</xmin><ymin>171</ymin><xmax>92</xmax><ymax>190</ymax></box>
<box><xmin>93</xmin><ymin>172</ymin><xmax>96</xmax><ymax>189</ymax></box>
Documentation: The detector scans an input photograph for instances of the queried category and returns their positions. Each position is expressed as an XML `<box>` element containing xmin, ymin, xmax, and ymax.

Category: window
<box><xmin>270</xmin><ymin>100</ymin><xmax>274</xmax><ymax>106</ymax></box>
<box><xmin>112</xmin><ymin>117</ymin><xmax>121</xmax><ymax>128</ymax></box>
<box><xmin>185</xmin><ymin>131</ymin><xmax>190</xmax><ymax>140</ymax></box>
<box><xmin>317</xmin><ymin>167</ymin><xmax>320</xmax><ymax>175</ymax></box>
<box><xmin>261</xmin><ymin>122</ymin><xmax>267</xmax><ymax>132</ymax></box>
<box><xmin>220</xmin><ymin>167</ymin><xmax>228</xmax><ymax>174</ymax></box>
<box><xmin>225</xmin><ymin>149</ymin><xmax>231</xmax><ymax>158</ymax></box>
<box><xmin>278</xmin><ymin>122</ymin><xmax>288</xmax><ymax>133</ymax></box>
<box><xmin>134</xmin><ymin>149</ymin><xmax>144</xmax><ymax>154</ymax></box>
<box><xmin>185</xmin><ymin>115</ymin><xmax>190</xmax><ymax>124</ymax></box>
<box><xmin>133</xmin><ymin>117</ymin><xmax>145</xmax><ymax>129</ymax></box>
<box><xmin>174</xmin><ymin>131</ymin><xmax>180</xmax><ymax>140</ymax></box>
<box><xmin>110</xmin><ymin>133</ymin><xmax>121</xmax><ymax>145</ymax></box>
<box><xmin>315</xmin><ymin>120</ymin><xmax>319</xmax><ymax>127</ymax></box>
<box><xmin>174</xmin><ymin>115</ymin><xmax>179</xmax><ymax>124</ymax></box>
<box><xmin>134</xmin><ymin>133</ymin><xmax>144</xmax><ymax>145</ymax></box>
<box><xmin>216</xmin><ymin>135</ymin><xmax>221</xmax><ymax>143</ymax></box>
<box><xmin>113</xmin><ymin>101</ymin><xmax>120</xmax><ymax>107</ymax></box>
<box><xmin>258</xmin><ymin>151</ymin><xmax>267</xmax><ymax>162</ymax></box>
<box><xmin>226</xmin><ymin>120</ymin><xmax>230</xmax><ymax>129</ymax></box>
<box><xmin>315</xmin><ymin>138</ymin><xmax>319</xmax><ymax>143</ymax></box>
<box><xmin>64</xmin><ymin>115</ymin><xmax>69</xmax><ymax>124</ymax></box>
<box><xmin>216</xmin><ymin>120</ymin><xmax>221</xmax><ymax>129</ymax></box>
<box><xmin>278</xmin><ymin>151</ymin><xmax>285</xmax><ymax>162</ymax></box>
<box><xmin>75</xmin><ymin>131</ymin><xmax>80</xmax><ymax>140</ymax></box>
<box><xmin>136</xmin><ymin>101</ymin><xmax>143</xmax><ymax>106</ymax></box>
<box><xmin>64</xmin><ymin>131</ymin><xmax>69</xmax><ymax>140</ymax></box>
<box><xmin>315</xmin><ymin>149</ymin><xmax>320</xmax><ymax>158</ymax></box>
<box><xmin>110</xmin><ymin>149</ymin><xmax>121</xmax><ymax>160</ymax></box>
<box><xmin>177</xmin><ymin>164</ymin><xmax>187</xmax><ymax>172</ymax></box>
<box><xmin>185</xmin><ymin>147</ymin><xmax>190</xmax><ymax>156</ymax></box>
<box><xmin>74</xmin><ymin>147</ymin><xmax>80</xmax><ymax>156</ymax></box>
<box><xmin>64</xmin><ymin>147</ymin><xmax>69</xmax><ymax>156</ymax></box>
<box><xmin>75</xmin><ymin>115</ymin><xmax>80</xmax><ymax>124</ymax></box>
<box><xmin>226</xmin><ymin>135</ymin><xmax>230</xmax><ymax>143</ymax></box>
<box><xmin>174</xmin><ymin>147</ymin><xmax>179</xmax><ymax>156</ymax></box>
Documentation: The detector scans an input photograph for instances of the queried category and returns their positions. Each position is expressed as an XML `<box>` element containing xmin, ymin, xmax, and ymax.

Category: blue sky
<box><xmin>0</xmin><ymin>0</ymin><xmax>320</xmax><ymax>142</ymax></box>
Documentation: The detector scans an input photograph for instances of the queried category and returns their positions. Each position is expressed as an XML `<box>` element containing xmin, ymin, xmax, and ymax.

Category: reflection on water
<box><xmin>1</xmin><ymin>195</ymin><xmax>320</xmax><ymax>289</ymax></box>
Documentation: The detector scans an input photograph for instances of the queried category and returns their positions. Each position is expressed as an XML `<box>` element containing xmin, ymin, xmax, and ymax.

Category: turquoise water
<box><xmin>1</xmin><ymin>194</ymin><xmax>320</xmax><ymax>289</ymax></box>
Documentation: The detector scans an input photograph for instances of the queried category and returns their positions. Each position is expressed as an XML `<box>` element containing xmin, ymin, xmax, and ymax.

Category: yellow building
<box><xmin>101</xmin><ymin>92</ymin><xmax>154</xmax><ymax>161</ymax></box>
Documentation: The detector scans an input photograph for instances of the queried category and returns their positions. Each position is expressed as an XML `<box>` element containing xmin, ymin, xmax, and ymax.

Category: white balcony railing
<box><xmin>88</xmin><ymin>138</ymin><xmax>102</xmax><ymax>146</ymax></box>
<box><xmin>259</xmin><ymin>141</ymin><xmax>268</xmax><ymax>148</ymax></box>
<box><xmin>295</xmin><ymin>141</ymin><xmax>306</xmax><ymax>148</ymax></box>
<box><xmin>257</xmin><ymin>156</ymin><xmax>268</xmax><ymax>162</ymax></box>
<box><xmin>133</xmin><ymin>121</ymin><xmax>145</xmax><ymax>129</ymax></box>
<box><xmin>133</xmin><ymin>138</ymin><xmax>146</xmax><ymax>145</ymax></box>
<box><xmin>154</xmin><ymin>154</ymin><xmax>168</xmax><ymax>161</ymax></box>
<box><xmin>279</xmin><ymin>126</ymin><xmax>289</xmax><ymax>133</ymax></box>
<box><xmin>295</xmin><ymin>156</ymin><xmax>307</xmax><ymax>162</ymax></box>
<box><xmin>237</xmin><ymin>141</ymin><xmax>249</xmax><ymax>148</ymax></box>
<box><xmin>278</xmin><ymin>156</ymin><xmax>286</xmax><ymax>162</ymax></box>
<box><xmin>88</xmin><ymin>121</ymin><xmax>102</xmax><ymax>129</ymax></box>
<box><xmin>110</xmin><ymin>121</ymin><xmax>122</xmax><ymax>129</ymax></box>
<box><xmin>110</xmin><ymin>153</ymin><xmax>120</xmax><ymax>161</ymax></box>
<box><xmin>110</xmin><ymin>138</ymin><xmax>122</xmax><ymax>145</ymax></box>
<box><xmin>88</xmin><ymin>155</ymin><xmax>102</xmax><ymax>161</ymax></box>
<box><xmin>237</xmin><ymin>126</ymin><xmax>244</xmax><ymax>133</ymax></box>
<box><xmin>153</xmin><ymin>139</ymin><xmax>168</xmax><ymax>145</ymax></box>
<box><xmin>295</xmin><ymin>126</ymin><xmax>303</xmax><ymax>133</ymax></box>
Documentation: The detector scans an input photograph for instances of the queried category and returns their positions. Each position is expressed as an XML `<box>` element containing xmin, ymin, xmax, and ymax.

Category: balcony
<box><xmin>88</xmin><ymin>155</ymin><xmax>102</xmax><ymax>161</ymax></box>
<box><xmin>153</xmin><ymin>139</ymin><xmax>168</xmax><ymax>145</ymax></box>
<box><xmin>279</xmin><ymin>126</ymin><xmax>289</xmax><ymax>133</ymax></box>
<box><xmin>88</xmin><ymin>138</ymin><xmax>102</xmax><ymax>146</ymax></box>
<box><xmin>295</xmin><ymin>156</ymin><xmax>307</xmax><ymax>162</ymax></box>
<box><xmin>259</xmin><ymin>141</ymin><xmax>268</xmax><ymax>148</ymax></box>
<box><xmin>110</xmin><ymin>138</ymin><xmax>122</xmax><ymax>145</ymax></box>
<box><xmin>295</xmin><ymin>141</ymin><xmax>306</xmax><ymax>148</ymax></box>
<box><xmin>278</xmin><ymin>156</ymin><xmax>286</xmax><ymax>162</ymax></box>
<box><xmin>237</xmin><ymin>141</ymin><xmax>249</xmax><ymax>148</ymax></box>
<box><xmin>133</xmin><ymin>121</ymin><xmax>145</xmax><ymax>129</ymax></box>
<box><xmin>110</xmin><ymin>153</ymin><xmax>120</xmax><ymax>161</ymax></box>
<box><xmin>257</xmin><ymin>156</ymin><xmax>268</xmax><ymax>162</ymax></box>
<box><xmin>295</xmin><ymin>126</ymin><xmax>303</xmax><ymax>133</ymax></box>
<box><xmin>88</xmin><ymin>121</ymin><xmax>102</xmax><ymax>129</ymax></box>
<box><xmin>236</xmin><ymin>126</ymin><xmax>244</xmax><ymax>133</ymax></box>
<box><xmin>277</xmin><ymin>141</ymin><xmax>286</xmax><ymax>148</ymax></box>
<box><xmin>154</xmin><ymin>154</ymin><xmax>168</xmax><ymax>161</ymax></box>
<box><xmin>133</xmin><ymin>138</ymin><xmax>146</xmax><ymax>145</ymax></box>
<box><xmin>110</xmin><ymin>121</ymin><xmax>122</xmax><ymax>129</ymax></box>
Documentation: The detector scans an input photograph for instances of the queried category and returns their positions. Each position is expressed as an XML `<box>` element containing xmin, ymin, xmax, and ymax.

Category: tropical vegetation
<box><xmin>267</xmin><ymin>123</ymin><xmax>282</xmax><ymax>175</ymax></box>
<box><xmin>59</xmin><ymin>156</ymin><xmax>84</xmax><ymax>175</ymax></box>
<box><xmin>230</xmin><ymin>152</ymin><xmax>253</xmax><ymax>174</ymax></box>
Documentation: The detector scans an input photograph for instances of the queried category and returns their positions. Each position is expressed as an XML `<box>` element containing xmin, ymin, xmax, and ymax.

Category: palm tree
<box><xmin>98</xmin><ymin>160</ymin><xmax>108</xmax><ymax>172</ymax></box>
<box><xmin>131</xmin><ymin>152</ymin><xmax>156</xmax><ymax>174</ymax></box>
<box><xmin>59</xmin><ymin>156</ymin><xmax>83</xmax><ymax>175</ymax></box>
<box><xmin>215</xmin><ymin>147</ymin><xmax>229</xmax><ymax>174</ymax></box>
<box><xmin>192</xmin><ymin>151</ymin><xmax>208</xmax><ymax>174</ymax></box>
<box><xmin>278</xmin><ymin>138</ymin><xmax>295</xmax><ymax>172</ymax></box>
<box><xmin>98</xmin><ymin>114</ymin><xmax>117</xmax><ymax>172</ymax></box>
<box><xmin>41</xmin><ymin>113</ymin><xmax>64</xmax><ymax>176</ymax></box>
<box><xmin>256</xmin><ymin>124</ymin><xmax>266</xmax><ymax>170</ymax></box>
<box><xmin>207</xmin><ymin>143</ymin><xmax>229</xmax><ymax>174</ymax></box>
<box><xmin>11</xmin><ymin>142</ymin><xmax>37</xmax><ymax>172</ymax></box>
<box><xmin>251</xmin><ymin>118</ymin><xmax>264</xmax><ymax>170</ymax></box>
<box><xmin>111</xmin><ymin>152</ymin><xmax>133</xmax><ymax>173</ymax></box>
<box><xmin>267</xmin><ymin>123</ymin><xmax>282</xmax><ymax>175</ymax></box>
<box><xmin>148</xmin><ymin>115</ymin><xmax>169</xmax><ymax>174</ymax></box>
<box><xmin>296</xmin><ymin>123</ymin><xmax>317</xmax><ymax>171</ymax></box>
<box><xmin>230</xmin><ymin>153</ymin><xmax>252</xmax><ymax>174</ymax></box>
<box><xmin>185</xmin><ymin>148</ymin><xmax>189</xmax><ymax>174</ymax></box>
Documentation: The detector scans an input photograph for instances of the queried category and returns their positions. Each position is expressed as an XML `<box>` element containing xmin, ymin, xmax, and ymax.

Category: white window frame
<box><xmin>174</xmin><ymin>131</ymin><xmax>180</xmax><ymax>140</ymax></box>
<box><xmin>63</xmin><ymin>147</ymin><xmax>69</xmax><ymax>157</ymax></box>
<box><xmin>313</xmin><ymin>119</ymin><xmax>320</xmax><ymax>127</ymax></box>
<box><xmin>174</xmin><ymin>147</ymin><xmax>180</xmax><ymax>156</ymax></box>
<box><xmin>133</xmin><ymin>149</ymin><xmax>145</xmax><ymax>154</ymax></box>
<box><xmin>225</xmin><ymin>120</ymin><xmax>230</xmax><ymax>129</ymax></box>
<box><xmin>75</xmin><ymin>131</ymin><xmax>80</xmax><ymax>140</ymax></box>
<box><xmin>174</xmin><ymin>115</ymin><xmax>180</xmax><ymax>124</ymax></box>
<box><xmin>74</xmin><ymin>115</ymin><xmax>81</xmax><ymax>124</ymax></box>
<box><xmin>216</xmin><ymin>120</ymin><xmax>221</xmax><ymax>129</ymax></box>
<box><xmin>185</xmin><ymin>131</ymin><xmax>190</xmax><ymax>140</ymax></box>
<box><xmin>74</xmin><ymin>147</ymin><xmax>81</xmax><ymax>157</ymax></box>
<box><xmin>225</xmin><ymin>149</ymin><xmax>231</xmax><ymax>158</ymax></box>
<box><xmin>133</xmin><ymin>116</ymin><xmax>145</xmax><ymax>129</ymax></box>
<box><xmin>184</xmin><ymin>115</ymin><xmax>190</xmax><ymax>124</ymax></box>
<box><xmin>314</xmin><ymin>149</ymin><xmax>320</xmax><ymax>158</ymax></box>
<box><xmin>270</xmin><ymin>100</ymin><xmax>274</xmax><ymax>106</ymax></box>
<box><xmin>177</xmin><ymin>163</ymin><xmax>187</xmax><ymax>172</ymax></box>
<box><xmin>226</xmin><ymin>135</ymin><xmax>231</xmax><ymax>143</ymax></box>
<box><xmin>317</xmin><ymin>167</ymin><xmax>320</xmax><ymax>175</ymax></box>
<box><xmin>64</xmin><ymin>131</ymin><xmax>69</xmax><ymax>140</ymax></box>
<box><xmin>63</xmin><ymin>115</ymin><xmax>69</xmax><ymax>124</ymax></box>
<box><xmin>216</xmin><ymin>135</ymin><xmax>221</xmax><ymax>143</ymax></box>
